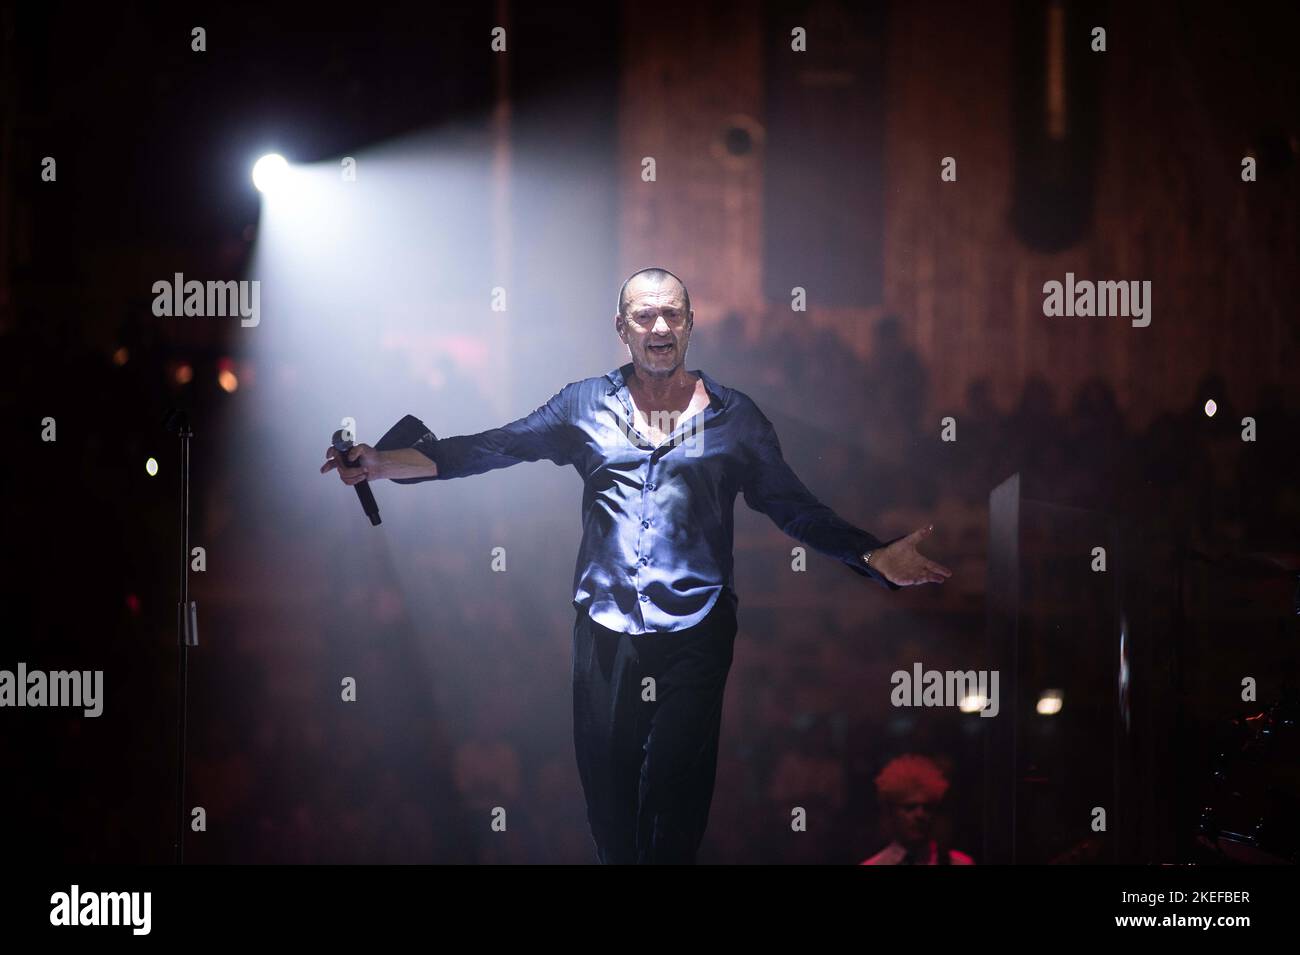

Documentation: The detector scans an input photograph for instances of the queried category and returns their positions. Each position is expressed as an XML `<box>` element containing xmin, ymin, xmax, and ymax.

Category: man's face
<box><xmin>889</xmin><ymin>796</ymin><xmax>938</xmax><ymax>845</ymax></box>
<box><xmin>616</xmin><ymin>275</ymin><xmax>693</xmax><ymax>379</ymax></box>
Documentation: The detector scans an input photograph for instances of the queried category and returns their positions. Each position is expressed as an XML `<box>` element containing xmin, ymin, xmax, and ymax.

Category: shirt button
<box><xmin>641</xmin><ymin>520</ymin><xmax>650</xmax><ymax>529</ymax></box>
<box><xmin>639</xmin><ymin>557</ymin><xmax>648</xmax><ymax>566</ymax></box>
<box><xmin>639</xmin><ymin>594</ymin><xmax>649</xmax><ymax>602</ymax></box>
<box><xmin>646</xmin><ymin>482</ymin><xmax>656</xmax><ymax>490</ymax></box>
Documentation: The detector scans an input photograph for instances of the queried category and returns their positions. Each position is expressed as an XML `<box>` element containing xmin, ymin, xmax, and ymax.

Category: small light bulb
<box><xmin>1037</xmin><ymin>690</ymin><xmax>1064</xmax><ymax>715</ymax></box>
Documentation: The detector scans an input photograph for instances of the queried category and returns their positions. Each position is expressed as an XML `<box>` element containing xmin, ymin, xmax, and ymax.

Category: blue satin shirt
<box><xmin>398</xmin><ymin>362</ymin><xmax>897</xmax><ymax>634</ymax></box>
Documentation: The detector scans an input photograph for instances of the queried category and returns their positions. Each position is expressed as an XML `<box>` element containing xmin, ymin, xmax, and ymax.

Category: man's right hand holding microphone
<box><xmin>320</xmin><ymin>444</ymin><xmax>439</xmax><ymax>484</ymax></box>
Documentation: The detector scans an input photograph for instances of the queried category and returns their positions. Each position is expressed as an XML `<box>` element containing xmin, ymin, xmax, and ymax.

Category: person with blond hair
<box><xmin>862</xmin><ymin>754</ymin><xmax>974</xmax><ymax>865</ymax></box>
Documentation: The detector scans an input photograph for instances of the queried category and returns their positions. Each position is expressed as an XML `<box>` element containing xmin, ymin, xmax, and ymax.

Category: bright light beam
<box><xmin>252</xmin><ymin>153</ymin><xmax>291</xmax><ymax>194</ymax></box>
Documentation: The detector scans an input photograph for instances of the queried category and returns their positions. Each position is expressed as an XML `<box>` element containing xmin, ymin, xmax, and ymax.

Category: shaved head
<box><xmin>618</xmin><ymin>267</ymin><xmax>691</xmax><ymax>319</ymax></box>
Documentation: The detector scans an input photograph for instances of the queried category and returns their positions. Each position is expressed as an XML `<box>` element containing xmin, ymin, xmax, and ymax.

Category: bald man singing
<box><xmin>322</xmin><ymin>268</ymin><xmax>951</xmax><ymax>864</ymax></box>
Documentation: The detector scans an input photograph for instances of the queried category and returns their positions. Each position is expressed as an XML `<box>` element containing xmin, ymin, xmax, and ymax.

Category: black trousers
<box><xmin>571</xmin><ymin>593</ymin><xmax>739</xmax><ymax>864</ymax></box>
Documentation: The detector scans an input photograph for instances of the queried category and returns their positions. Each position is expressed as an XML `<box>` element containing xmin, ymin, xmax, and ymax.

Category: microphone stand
<box><xmin>165</xmin><ymin>408</ymin><xmax>199</xmax><ymax>865</ymax></box>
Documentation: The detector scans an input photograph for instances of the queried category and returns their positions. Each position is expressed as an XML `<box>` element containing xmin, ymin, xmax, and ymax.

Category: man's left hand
<box><xmin>866</xmin><ymin>525</ymin><xmax>952</xmax><ymax>586</ymax></box>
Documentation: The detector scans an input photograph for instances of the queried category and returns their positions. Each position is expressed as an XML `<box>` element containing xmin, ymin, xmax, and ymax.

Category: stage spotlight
<box><xmin>959</xmin><ymin>694</ymin><xmax>987</xmax><ymax>714</ymax></box>
<box><xmin>252</xmin><ymin>153</ymin><xmax>291</xmax><ymax>194</ymax></box>
<box><xmin>1204</xmin><ymin>398</ymin><xmax>1217</xmax><ymax>417</ymax></box>
<box><xmin>1036</xmin><ymin>690</ymin><xmax>1064</xmax><ymax>715</ymax></box>
<box><xmin>145</xmin><ymin>457</ymin><xmax>159</xmax><ymax>477</ymax></box>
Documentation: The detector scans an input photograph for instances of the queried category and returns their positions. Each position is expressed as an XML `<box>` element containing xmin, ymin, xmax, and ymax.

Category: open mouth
<box><xmin>648</xmin><ymin>342</ymin><xmax>675</xmax><ymax>355</ymax></box>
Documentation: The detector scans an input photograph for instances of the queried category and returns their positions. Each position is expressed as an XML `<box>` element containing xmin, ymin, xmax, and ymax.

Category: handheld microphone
<box><xmin>332</xmin><ymin>429</ymin><xmax>381</xmax><ymax>526</ymax></box>
<box><xmin>330</xmin><ymin>415</ymin><xmax>437</xmax><ymax>526</ymax></box>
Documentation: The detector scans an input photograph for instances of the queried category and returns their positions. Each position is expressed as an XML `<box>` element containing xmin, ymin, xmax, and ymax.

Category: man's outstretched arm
<box><xmin>739</xmin><ymin>406</ymin><xmax>951</xmax><ymax>589</ymax></box>
<box><xmin>321</xmin><ymin>384</ymin><xmax>577</xmax><ymax>486</ymax></box>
